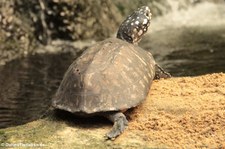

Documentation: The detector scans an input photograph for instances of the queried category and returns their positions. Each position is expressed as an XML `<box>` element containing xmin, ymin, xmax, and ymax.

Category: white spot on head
<box><xmin>135</xmin><ymin>21</ymin><xmax>139</xmax><ymax>25</ymax></box>
<box><xmin>133</xmin><ymin>37</ymin><xmax>138</xmax><ymax>43</ymax></box>
<box><xmin>143</xmin><ymin>19</ymin><xmax>148</xmax><ymax>25</ymax></box>
<box><xmin>138</xmin><ymin>30</ymin><xmax>143</xmax><ymax>36</ymax></box>
<box><xmin>137</xmin><ymin>17</ymin><xmax>140</xmax><ymax>19</ymax></box>
<box><xmin>131</xmin><ymin>22</ymin><xmax>134</xmax><ymax>26</ymax></box>
<box><xmin>143</xmin><ymin>28</ymin><xmax>147</xmax><ymax>32</ymax></box>
<box><xmin>146</xmin><ymin>7</ymin><xmax>150</xmax><ymax>11</ymax></box>
<box><xmin>133</xmin><ymin>28</ymin><xmax>137</xmax><ymax>33</ymax></box>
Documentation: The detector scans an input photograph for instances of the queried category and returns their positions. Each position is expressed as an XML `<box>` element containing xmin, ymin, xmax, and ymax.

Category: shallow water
<box><xmin>0</xmin><ymin>2</ymin><xmax>225</xmax><ymax>129</ymax></box>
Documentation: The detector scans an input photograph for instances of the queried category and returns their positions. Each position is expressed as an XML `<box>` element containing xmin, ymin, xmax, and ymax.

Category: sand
<box><xmin>126</xmin><ymin>73</ymin><xmax>225</xmax><ymax>148</ymax></box>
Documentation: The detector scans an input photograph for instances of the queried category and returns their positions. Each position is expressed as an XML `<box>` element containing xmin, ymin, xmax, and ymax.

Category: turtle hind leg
<box><xmin>154</xmin><ymin>63</ymin><xmax>171</xmax><ymax>80</ymax></box>
<box><xmin>105</xmin><ymin>112</ymin><xmax>128</xmax><ymax>140</ymax></box>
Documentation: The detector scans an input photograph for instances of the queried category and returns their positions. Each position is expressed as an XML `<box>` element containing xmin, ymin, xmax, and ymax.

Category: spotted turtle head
<box><xmin>117</xmin><ymin>6</ymin><xmax>151</xmax><ymax>44</ymax></box>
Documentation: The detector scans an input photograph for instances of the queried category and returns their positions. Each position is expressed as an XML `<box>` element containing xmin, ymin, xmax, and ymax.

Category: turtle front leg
<box><xmin>105</xmin><ymin>112</ymin><xmax>128</xmax><ymax>140</ymax></box>
<box><xmin>154</xmin><ymin>63</ymin><xmax>171</xmax><ymax>80</ymax></box>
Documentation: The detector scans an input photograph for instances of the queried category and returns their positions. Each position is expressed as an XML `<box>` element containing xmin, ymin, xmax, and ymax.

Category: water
<box><xmin>142</xmin><ymin>25</ymin><xmax>225</xmax><ymax>76</ymax></box>
<box><xmin>0</xmin><ymin>53</ymin><xmax>75</xmax><ymax>128</ymax></box>
<box><xmin>0</xmin><ymin>2</ymin><xmax>225</xmax><ymax>129</ymax></box>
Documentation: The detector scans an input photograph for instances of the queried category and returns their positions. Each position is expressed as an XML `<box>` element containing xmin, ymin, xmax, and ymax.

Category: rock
<box><xmin>0</xmin><ymin>73</ymin><xmax>225</xmax><ymax>148</ymax></box>
<box><xmin>0</xmin><ymin>0</ymin><xmax>121</xmax><ymax>65</ymax></box>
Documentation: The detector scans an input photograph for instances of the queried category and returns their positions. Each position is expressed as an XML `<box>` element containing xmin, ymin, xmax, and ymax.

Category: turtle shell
<box><xmin>52</xmin><ymin>38</ymin><xmax>155</xmax><ymax>114</ymax></box>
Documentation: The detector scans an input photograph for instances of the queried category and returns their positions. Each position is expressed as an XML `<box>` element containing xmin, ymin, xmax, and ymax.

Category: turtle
<box><xmin>52</xmin><ymin>6</ymin><xmax>171</xmax><ymax>140</ymax></box>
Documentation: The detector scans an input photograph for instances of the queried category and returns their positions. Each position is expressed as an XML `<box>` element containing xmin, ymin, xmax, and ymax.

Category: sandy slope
<box><xmin>127</xmin><ymin>73</ymin><xmax>225</xmax><ymax>148</ymax></box>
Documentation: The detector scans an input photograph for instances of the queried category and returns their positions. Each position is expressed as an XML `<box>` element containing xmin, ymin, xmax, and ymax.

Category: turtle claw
<box><xmin>154</xmin><ymin>63</ymin><xmax>171</xmax><ymax>80</ymax></box>
<box><xmin>105</xmin><ymin>112</ymin><xmax>128</xmax><ymax>140</ymax></box>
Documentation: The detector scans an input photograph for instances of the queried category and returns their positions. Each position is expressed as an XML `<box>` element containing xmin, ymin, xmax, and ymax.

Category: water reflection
<box><xmin>0</xmin><ymin>53</ymin><xmax>75</xmax><ymax>128</ymax></box>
